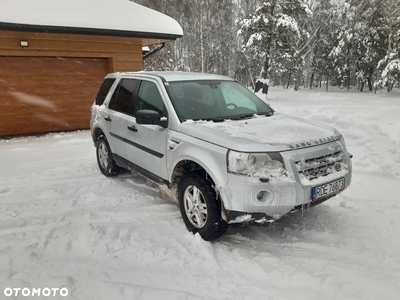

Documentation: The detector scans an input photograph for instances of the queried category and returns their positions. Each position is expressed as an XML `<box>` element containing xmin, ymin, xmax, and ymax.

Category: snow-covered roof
<box><xmin>109</xmin><ymin>71</ymin><xmax>234</xmax><ymax>82</ymax></box>
<box><xmin>0</xmin><ymin>0</ymin><xmax>183</xmax><ymax>41</ymax></box>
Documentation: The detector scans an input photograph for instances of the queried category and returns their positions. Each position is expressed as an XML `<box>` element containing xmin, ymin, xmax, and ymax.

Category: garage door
<box><xmin>0</xmin><ymin>57</ymin><xmax>109</xmax><ymax>136</ymax></box>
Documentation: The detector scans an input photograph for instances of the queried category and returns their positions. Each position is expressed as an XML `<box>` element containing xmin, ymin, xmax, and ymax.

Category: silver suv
<box><xmin>90</xmin><ymin>71</ymin><xmax>352</xmax><ymax>240</ymax></box>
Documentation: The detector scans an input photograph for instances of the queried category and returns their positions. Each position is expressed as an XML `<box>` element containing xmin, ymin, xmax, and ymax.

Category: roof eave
<box><xmin>0</xmin><ymin>22</ymin><xmax>183</xmax><ymax>41</ymax></box>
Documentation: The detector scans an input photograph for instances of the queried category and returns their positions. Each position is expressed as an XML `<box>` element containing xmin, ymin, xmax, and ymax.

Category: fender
<box><xmin>167</xmin><ymin>133</ymin><xmax>228</xmax><ymax>188</ymax></box>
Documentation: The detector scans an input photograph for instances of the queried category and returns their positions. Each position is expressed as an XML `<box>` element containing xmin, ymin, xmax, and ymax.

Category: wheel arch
<box><xmin>169</xmin><ymin>156</ymin><xmax>227</xmax><ymax>190</ymax></box>
<box><xmin>168</xmin><ymin>155</ymin><xmax>230</xmax><ymax>222</ymax></box>
<box><xmin>92</xmin><ymin>127</ymin><xmax>105</xmax><ymax>144</ymax></box>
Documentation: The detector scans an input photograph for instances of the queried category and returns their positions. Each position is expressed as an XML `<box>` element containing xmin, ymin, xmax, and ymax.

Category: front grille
<box><xmin>295</xmin><ymin>151</ymin><xmax>344</xmax><ymax>181</ymax></box>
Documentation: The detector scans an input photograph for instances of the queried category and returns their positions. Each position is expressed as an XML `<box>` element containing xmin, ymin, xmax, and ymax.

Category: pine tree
<box><xmin>237</xmin><ymin>0</ymin><xmax>312</xmax><ymax>95</ymax></box>
<box><xmin>375</xmin><ymin>0</ymin><xmax>400</xmax><ymax>91</ymax></box>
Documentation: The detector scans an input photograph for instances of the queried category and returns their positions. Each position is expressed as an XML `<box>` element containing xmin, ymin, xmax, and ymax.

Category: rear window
<box><xmin>109</xmin><ymin>78</ymin><xmax>140</xmax><ymax>115</ymax></box>
<box><xmin>95</xmin><ymin>78</ymin><xmax>116</xmax><ymax>105</ymax></box>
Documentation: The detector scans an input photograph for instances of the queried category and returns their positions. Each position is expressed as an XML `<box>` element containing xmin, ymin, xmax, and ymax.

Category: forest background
<box><xmin>134</xmin><ymin>0</ymin><xmax>400</xmax><ymax>93</ymax></box>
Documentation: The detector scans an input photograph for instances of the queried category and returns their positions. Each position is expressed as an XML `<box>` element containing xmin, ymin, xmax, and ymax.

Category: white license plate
<box><xmin>312</xmin><ymin>178</ymin><xmax>345</xmax><ymax>201</ymax></box>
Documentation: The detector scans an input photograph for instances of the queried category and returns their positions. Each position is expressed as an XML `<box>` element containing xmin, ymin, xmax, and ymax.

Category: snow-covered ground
<box><xmin>1</xmin><ymin>87</ymin><xmax>399</xmax><ymax>300</ymax></box>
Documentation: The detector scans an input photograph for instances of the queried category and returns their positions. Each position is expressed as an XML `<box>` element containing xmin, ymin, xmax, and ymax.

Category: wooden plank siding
<box><xmin>0</xmin><ymin>30</ymin><xmax>143</xmax><ymax>72</ymax></box>
<box><xmin>0</xmin><ymin>30</ymin><xmax>144</xmax><ymax>136</ymax></box>
<box><xmin>0</xmin><ymin>57</ymin><xmax>109</xmax><ymax>136</ymax></box>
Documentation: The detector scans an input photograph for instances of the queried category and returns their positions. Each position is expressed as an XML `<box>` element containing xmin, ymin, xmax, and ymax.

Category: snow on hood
<box><xmin>180</xmin><ymin>113</ymin><xmax>340</xmax><ymax>152</ymax></box>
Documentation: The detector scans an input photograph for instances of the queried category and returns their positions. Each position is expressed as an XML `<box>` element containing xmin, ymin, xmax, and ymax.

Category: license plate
<box><xmin>312</xmin><ymin>178</ymin><xmax>345</xmax><ymax>202</ymax></box>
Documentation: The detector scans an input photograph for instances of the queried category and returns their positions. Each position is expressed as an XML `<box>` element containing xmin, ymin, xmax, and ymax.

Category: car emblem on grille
<box><xmin>335</xmin><ymin>162</ymin><xmax>342</xmax><ymax>171</ymax></box>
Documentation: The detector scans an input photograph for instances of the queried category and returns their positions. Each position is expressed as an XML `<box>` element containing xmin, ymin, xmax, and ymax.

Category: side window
<box><xmin>95</xmin><ymin>78</ymin><xmax>116</xmax><ymax>105</ymax></box>
<box><xmin>137</xmin><ymin>81</ymin><xmax>166</xmax><ymax>116</ymax></box>
<box><xmin>109</xmin><ymin>78</ymin><xmax>139</xmax><ymax>115</ymax></box>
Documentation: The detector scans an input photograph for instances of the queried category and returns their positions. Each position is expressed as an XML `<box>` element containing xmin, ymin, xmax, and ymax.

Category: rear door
<box><xmin>105</xmin><ymin>78</ymin><xmax>140</xmax><ymax>160</ymax></box>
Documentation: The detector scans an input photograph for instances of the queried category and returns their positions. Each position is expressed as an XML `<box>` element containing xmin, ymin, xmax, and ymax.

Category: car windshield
<box><xmin>166</xmin><ymin>80</ymin><xmax>273</xmax><ymax>122</ymax></box>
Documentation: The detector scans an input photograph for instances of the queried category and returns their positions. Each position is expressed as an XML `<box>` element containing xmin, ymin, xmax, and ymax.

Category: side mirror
<box><xmin>136</xmin><ymin>110</ymin><xmax>167</xmax><ymax>128</ymax></box>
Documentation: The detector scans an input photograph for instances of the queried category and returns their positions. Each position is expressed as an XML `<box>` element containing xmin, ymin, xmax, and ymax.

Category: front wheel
<box><xmin>178</xmin><ymin>172</ymin><xmax>228</xmax><ymax>241</ymax></box>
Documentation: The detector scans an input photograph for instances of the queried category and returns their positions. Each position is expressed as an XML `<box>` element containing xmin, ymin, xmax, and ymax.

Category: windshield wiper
<box><xmin>192</xmin><ymin>117</ymin><xmax>225</xmax><ymax>122</ymax></box>
<box><xmin>260</xmin><ymin>111</ymin><xmax>274</xmax><ymax>117</ymax></box>
<box><xmin>229</xmin><ymin>114</ymin><xmax>254</xmax><ymax>120</ymax></box>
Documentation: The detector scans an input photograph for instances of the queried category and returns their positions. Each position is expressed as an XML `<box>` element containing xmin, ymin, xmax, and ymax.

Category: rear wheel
<box><xmin>178</xmin><ymin>172</ymin><xmax>228</xmax><ymax>241</ymax></box>
<box><xmin>96</xmin><ymin>135</ymin><xmax>121</xmax><ymax>177</ymax></box>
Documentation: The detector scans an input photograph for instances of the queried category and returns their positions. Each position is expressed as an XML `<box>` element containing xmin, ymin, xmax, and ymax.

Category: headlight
<box><xmin>227</xmin><ymin>150</ymin><xmax>285</xmax><ymax>177</ymax></box>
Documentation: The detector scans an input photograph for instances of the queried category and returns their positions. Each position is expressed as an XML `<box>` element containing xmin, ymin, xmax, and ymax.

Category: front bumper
<box><xmin>219</xmin><ymin>143</ymin><xmax>352</xmax><ymax>223</ymax></box>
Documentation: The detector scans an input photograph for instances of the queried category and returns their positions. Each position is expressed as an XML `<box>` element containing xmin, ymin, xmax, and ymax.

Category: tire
<box><xmin>96</xmin><ymin>135</ymin><xmax>121</xmax><ymax>177</ymax></box>
<box><xmin>178</xmin><ymin>172</ymin><xmax>228</xmax><ymax>241</ymax></box>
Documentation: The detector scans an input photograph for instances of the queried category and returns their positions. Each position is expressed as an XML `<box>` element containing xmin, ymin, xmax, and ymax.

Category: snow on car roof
<box><xmin>109</xmin><ymin>71</ymin><xmax>234</xmax><ymax>82</ymax></box>
<box><xmin>0</xmin><ymin>0</ymin><xmax>183</xmax><ymax>40</ymax></box>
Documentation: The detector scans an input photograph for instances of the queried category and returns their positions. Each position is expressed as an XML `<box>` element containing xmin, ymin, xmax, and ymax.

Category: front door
<box><xmin>126</xmin><ymin>79</ymin><xmax>168</xmax><ymax>181</ymax></box>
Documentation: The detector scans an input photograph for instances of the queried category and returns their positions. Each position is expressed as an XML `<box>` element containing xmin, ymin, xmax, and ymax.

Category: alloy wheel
<box><xmin>98</xmin><ymin>142</ymin><xmax>109</xmax><ymax>169</ymax></box>
<box><xmin>183</xmin><ymin>185</ymin><xmax>208</xmax><ymax>228</ymax></box>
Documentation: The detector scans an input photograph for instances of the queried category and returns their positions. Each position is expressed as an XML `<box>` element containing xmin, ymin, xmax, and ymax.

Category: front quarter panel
<box><xmin>167</xmin><ymin>131</ymin><xmax>228</xmax><ymax>189</ymax></box>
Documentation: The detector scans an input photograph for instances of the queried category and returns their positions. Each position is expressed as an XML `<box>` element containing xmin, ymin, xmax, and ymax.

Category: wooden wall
<box><xmin>0</xmin><ymin>56</ymin><xmax>109</xmax><ymax>136</ymax></box>
<box><xmin>0</xmin><ymin>30</ymin><xmax>143</xmax><ymax>72</ymax></box>
<box><xmin>0</xmin><ymin>30</ymin><xmax>145</xmax><ymax>136</ymax></box>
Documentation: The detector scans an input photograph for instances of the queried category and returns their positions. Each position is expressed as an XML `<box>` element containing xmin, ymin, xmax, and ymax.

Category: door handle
<box><xmin>127</xmin><ymin>125</ymin><xmax>138</xmax><ymax>132</ymax></box>
<box><xmin>104</xmin><ymin>116</ymin><xmax>112</xmax><ymax>122</ymax></box>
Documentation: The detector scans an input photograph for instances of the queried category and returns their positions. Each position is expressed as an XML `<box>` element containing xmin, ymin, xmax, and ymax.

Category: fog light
<box><xmin>255</xmin><ymin>190</ymin><xmax>273</xmax><ymax>203</ymax></box>
<box><xmin>256</xmin><ymin>191</ymin><xmax>265</xmax><ymax>201</ymax></box>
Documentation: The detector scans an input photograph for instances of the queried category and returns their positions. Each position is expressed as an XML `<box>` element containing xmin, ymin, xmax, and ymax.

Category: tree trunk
<box><xmin>248</xmin><ymin>68</ymin><xmax>255</xmax><ymax>89</ymax></box>
<box><xmin>346</xmin><ymin>39</ymin><xmax>351</xmax><ymax>91</ymax></box>
<box><xmin>200</xmin><ymin>16</ymin><xmax>205</xmax><ymax>73</ymax></box>
<box><xmin>387</xmin><ymin>75</ymin><xmax>392</xmax><ymax>92</ymax></box>
<box><xmin>367</xmin><ymin>76</ymin><xmax>373</xmax><ymax>91</ymax></box>
<box><xmin>326</xmin><ymin>74</ymin><xmax>329</xmax><ymax>92</ymax></box>
<box><xmin>310</xmin><ymin>72</ymin><xmax>314</xmax><ymax>89</ymax></box>
<box><xmin>347</xmin><ymin>69</ymin><xmax>351</xmax><ymax>91</ymax></box>
<box><xmin>360</xmin><ymin>80</ymin><xmax>364</xmax><ymax>92</ymax></box>
<box><xmin>257</xmin><ymin>4</ymin><xmax>275</xmax><ymax>96</ymax></box>
<box><xmin>286</xmin><ymin>72</ymin><xmax>291</xmax><ymax>89</ymax></box>
<box><xmin>295</xmin><ymin>71</ymin><xmax>300</xmax><ymax>91</ymax></box>
<box><xmin>387</xmin><ymin>79</ymin><xmax>394</xmax><ymax>92</ymax></box>
<box><xmin>304</xmin><ymin>73</ymin><xmax>308</xmax><ymax>88</ymax></box>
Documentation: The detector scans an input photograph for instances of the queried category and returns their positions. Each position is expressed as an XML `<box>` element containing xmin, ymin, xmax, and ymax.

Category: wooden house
<box><xmin>0</xmin><ymin>0</ymin><xmax>183</xmax><ymax>136</ymax></box>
